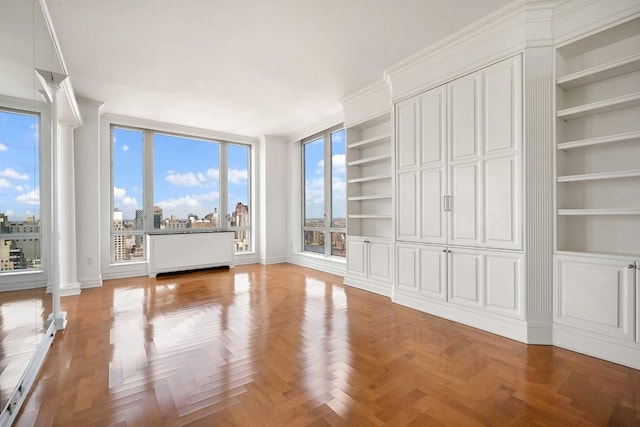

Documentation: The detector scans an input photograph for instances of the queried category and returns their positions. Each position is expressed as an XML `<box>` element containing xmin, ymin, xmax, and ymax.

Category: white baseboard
<box><xmin>260</xmin><ymin>256</ymin><xmax>288</xmax><ymax>265</ymax></box>
<box><xmin>343</xmin><ymin>275</ymin><xmax>392</xmax><ymax>297</ymax></box>
<box><xmin>80</xmin><ymin>278</ymin><xmax>103</xmax><ymax>289</ymax></box>
<box><xmin>287</xmin><ymin>253</ymin><xmax>346</xmax><ymax>277</ymax></box>
<box><xmin>553</xmin><ymin>324</ymin><xmax>640</xmax><ymax>370</ymax></box>
<box><xmin>392</xmin><ymin>290</ymin><xmax>533</xmax><ymax>344</ymax></box>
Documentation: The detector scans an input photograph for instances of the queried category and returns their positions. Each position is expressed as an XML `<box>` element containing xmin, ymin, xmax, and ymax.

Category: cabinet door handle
<box><xmin>628</xmin><ymin>264</ymin><xmax>635</xmax><ymax>269</ymax></box>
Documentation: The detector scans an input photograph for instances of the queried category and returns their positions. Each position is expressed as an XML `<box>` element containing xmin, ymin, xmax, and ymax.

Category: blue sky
<box><xmin>113</xmin><ymin>127</ymin><xmax>249</xmax><ymax>221</ymax></box>
<box><xmin>0</xmin><ymin>110</ymin><xmax>40</xmax><ymax>222</ymax></box>
<box><xmin>304</xmin><ymin>129</ymin><xmax>345</xmax><ymax>221</ymax></box>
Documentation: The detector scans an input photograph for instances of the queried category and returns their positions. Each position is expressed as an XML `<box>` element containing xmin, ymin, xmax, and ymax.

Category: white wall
<box><xmin>258</xmin><ymin>136</ymin><xmax>288</xmax><ymax>264</ymax></box>
<box><xmin>74</xmin><ymin>99</ymin><xmax>103</xmax><ymax>288</ymax></box>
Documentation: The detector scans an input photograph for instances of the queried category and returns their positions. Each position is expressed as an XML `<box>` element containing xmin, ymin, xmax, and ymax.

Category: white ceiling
<box><xmin>46</xmin><ymin>0</ymin><xmax>512</xmax><ymax>137</ymax></box>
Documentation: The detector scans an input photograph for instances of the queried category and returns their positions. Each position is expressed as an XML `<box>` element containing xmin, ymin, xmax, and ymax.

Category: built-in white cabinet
<box><xmin>342</xmin><ymin>82</ymin><xmax>394</xmax><ymax>297</ymax></box>
<box><xmin>554</xmin><ymin>254</ymin><xmax>638</xmax><ymax>343</ymax></box>
<box><xmin>396</xmin><ymin>55</ymin><xmax>522</xmax><ymax>251</ymax></box>
<box><xmin>395</xmin><ymin>243</ymin><xmax>524</xmax><ymax>320</ymax></box>
<box><xmin>552</xmin><ymin>14</ymin><xmax>640</xmax><ymax>369</ymax></box>
<box><xmin>346</xmin><ymin>237</ymin><xmax>392</xmax><ymax>295</ymax></box>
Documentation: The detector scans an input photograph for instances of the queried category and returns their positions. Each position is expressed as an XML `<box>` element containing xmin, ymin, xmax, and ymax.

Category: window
<box><xmin>302</xmin><ymin>127</ymin><xmax>346</xmax><ymax>258</ymax></box>
<box><xmin>110</xmin><ymin>125</ymin><xmax>252</xmax><ymax>263</ymax></box>
<box><xmin>0</xmin><ymin>109</ymin><xmax>42</xmax><ymax>272</ymax></box>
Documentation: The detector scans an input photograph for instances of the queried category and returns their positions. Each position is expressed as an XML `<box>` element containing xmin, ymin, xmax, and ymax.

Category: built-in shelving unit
<box><xmin>555</xmin><ymin>15</ymin><xmax>640</xmax><ymax>257</ymax></box>
<box><xmin>345</xmin><ymin>114</ymin><xmax>393</xmax><ymax>239</ymax></box>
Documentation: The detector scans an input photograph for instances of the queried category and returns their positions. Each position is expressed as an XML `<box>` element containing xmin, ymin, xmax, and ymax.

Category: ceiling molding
<box><xmin>287</xmin><ymin>111</ymin><xmax>344</xmax><ymax>143</ymax></box>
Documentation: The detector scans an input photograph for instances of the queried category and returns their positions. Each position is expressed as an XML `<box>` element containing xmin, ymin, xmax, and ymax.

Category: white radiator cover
<box><xmin>148</xmin><ymin>232</ymin><xmax>235</xmax><ymax>277</ymax></box>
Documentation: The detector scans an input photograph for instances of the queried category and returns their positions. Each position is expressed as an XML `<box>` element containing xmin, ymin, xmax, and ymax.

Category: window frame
<box><xmin>109</xmin><ymin>123</ymin><xmax>254</xmax><ymax>264</ymax></box>
<box><xmin>0</xmin><ymin>107</ymin><xmax>44</xmax><ymax>275</ymax></box>
<box><xmin>301</xmin><ymin>124</ymin><xmax>346</xmax><ymax>258</ymax></box>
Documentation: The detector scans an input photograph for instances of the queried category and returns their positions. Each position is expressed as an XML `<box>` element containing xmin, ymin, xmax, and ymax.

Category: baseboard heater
<box><xmin>148</xmin><ymin>231</ymin><xmax>235</xmax><ymax>278</ymax></box>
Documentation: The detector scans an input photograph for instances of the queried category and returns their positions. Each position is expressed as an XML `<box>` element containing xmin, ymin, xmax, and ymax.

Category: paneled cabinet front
<box><xmin>346</xmin><ymin>237</ymin><xmax>392</xmax><ymax>284</ymax></box>
<box><xmin>395</xmin><ymin>243</ymin><xmax>524</xmax><ymax>319</ymax></box>
<box><xmin>554</xmin><ymin>255</ymin><xmax>636</xmax><ymax>343</ymax></box>
<box><xmin>396</xmin><ymin>55</ymin><xmax>522</xmax><ymax>251</ymax></box>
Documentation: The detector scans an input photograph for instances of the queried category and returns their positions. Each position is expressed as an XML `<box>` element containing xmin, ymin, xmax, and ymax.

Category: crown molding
<box><xmin>384</xmin><ymin>0</ymin><xmax>557</xmax><ymax>101</ymax></box>
<box><xmin>286</xmin><ymin>111</ymin><xmax>344</xmax><ymax>143</ymax></box>
<box><xmin>340</xmin><ymin>80</ymin><xmax>390</xmax><ymax>128</ymax></box>
<box><xmin>101</xmin><ymin>112</ymin><xmax>258</xmax><ymax>145</ymax></box>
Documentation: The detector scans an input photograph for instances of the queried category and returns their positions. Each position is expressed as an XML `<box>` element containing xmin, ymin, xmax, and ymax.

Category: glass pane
<box><xmin>304</xmin><ymin>137</ymin><xmax>325</xmax><ymax>227</ymax></box>
<box><xmin>303</xmin><ymin>230</ymin><xmax>325</xmax><ymax>254</ymax></box>
<box><xmin>227</xmin><ymin>144</ymin><xmax>250</xmax><ymax>228</ymax></box>
<box><xmin>0</xmin><ymin>237</ymin><xmax>41</xmax><ymax>271</ymax></box>
<box><xmin>0</xmin><ymin>110</ymin><xmax>41</xmax><ymax>272</ymax></box>
<box><xmin>112</xmin><ymin>234</ymin><xmax>145</xmax><ymax>262</ymax></box>
<box><xmin>330</xmin><ymin>232</ymin><xmax>346</xmax><ymax>257</ymax></box>
<box><xmin>112</xmin><ymin>127</ymin><xmax>144</xmax><ymax>230</ymax></box>
<box><xmin>331</xmin><ymin>129</ymin><xmax>346</xmax><ymax>229</ymax></box>
<box><xmin>234</xmin><ymin>230</ymin><xmax>250</xmax><ymax>253</ymax></box>
<box><xmin>153</xmin><ymin>133</ymin><xmax>220</xmax><ymax>229</ymax></box>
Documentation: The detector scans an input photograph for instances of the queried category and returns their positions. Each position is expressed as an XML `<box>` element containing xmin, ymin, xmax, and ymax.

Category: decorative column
<box><xmin>35</xmin><ymin>69</ymin><xmax>69</xmax><ymax>330</ymax></box>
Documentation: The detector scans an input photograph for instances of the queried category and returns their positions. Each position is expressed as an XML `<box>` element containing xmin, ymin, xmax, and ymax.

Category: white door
<box><xmin>483</xmin><ymin>251</ymin><xmax>523</xmax><ymax>319</ymax></box>
<box><xmin>368</xmin><ymin>240</ymin><xmax>392</xmax><ymax>283</ymax></box>
<box><xmin>554</xmin><ymin>255</ymin><xmax>635</xmax><ymax>342</ymax></box>
<box><xmin>448</xmin><ymin>248</ymin><xmax>482</xmax><ymax>308</ymax></box>
<box><xmin>397</xmin><ymin>171</ymin><xmax>419</xmax><ymax>241</ymax></box>
<box><xmin>481</xmin><ymin>55</ymin><xmax>522</xmax><ymax>250</ymax></box>
<box><xmin>396</xmin><ymin>97</ymin><xmax>419</xmax><ymax>170</ymax></box>
<box><xmin>418</xmin><ymin>86</ymin><xmax>448</xmax><ymax>245</ymax></box>
<box><xmin>346</xmin><ymin>238</ymin><xmax>367</xmax><ymax>277</ymax></box>
<box><xmin>419</xmin><ymin>246</ymin><xmax>448</xmax><ymax>301</ymax></box>
<box><xmin>448</xmin><ymin>72</ymin><xmax>483</xmax><ymax>247</ymax></box>
<box><xmin>396</xmin><ymin>244</ymin><xmax>419</xmax><ymax>292</ymax></box>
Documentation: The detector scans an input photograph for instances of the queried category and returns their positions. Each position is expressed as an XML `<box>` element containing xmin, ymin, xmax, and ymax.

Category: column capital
<box><xmin>34</xmin><ymin>68</ymin><xmax>68</xmax><ymax>102</ymax></box>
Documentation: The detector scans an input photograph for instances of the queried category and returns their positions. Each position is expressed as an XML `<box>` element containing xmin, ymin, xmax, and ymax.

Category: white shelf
<box><xmin>557</xmin><ymin>209</ymin><xmax>640</xmax><ymax>216</ymax></box>
<box><xmin>347</xmin><ymin>174</ymin><xmax>392</xmax><ymax>184</ymax></box>
<box><xmin>347</xmin><ymin>133</ymin><xmax>391</xmax><ymax>149</ymax></box>
<box><xmin>557</xmin><ymin>92</ymin><xmax>640</xmax><ymax>120</ymax></box>
<box><xmin>557</xmin><ymin>130</ymin><xmax>640</xmax><ymax>150</ymax></box>
<box><xmin>347</xmin><ymin>195</ymin><xmax>392</xmax><ymax>201</ymax></box>
<box><xmin>557</xmin><ymin>169</ymin><xmax>640</xmax><ymax>182</ymax></box>
<box><xmin>557</xmin><ymin>54</ymin><xmax>640</xmax><ymax>89</ymax></box>
<box><xmin>348</xmin><ymin>214</ymin><xmax>392</xmax><ymax>219</ymax></box>
<box><xmin>347</xmin><ymin>154</ymin><xmax>391</xmax><ymax>166</ymax></box>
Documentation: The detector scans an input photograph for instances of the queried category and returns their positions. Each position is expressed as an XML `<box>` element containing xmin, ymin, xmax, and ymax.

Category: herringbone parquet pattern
<box><xmin>16</xmin><ymin>264</ymin><xmax>640</xmax><ymax>426</ymax></box>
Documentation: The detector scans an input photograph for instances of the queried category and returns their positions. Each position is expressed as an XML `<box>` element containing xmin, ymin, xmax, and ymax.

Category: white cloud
<box><xmin>0</xmin><ymin>142</ymin><xmax>7</xmax><ymax>151</ymax></box>
<box><xmin>122</xmin><ymin>144</ymin><xmax>129</xmax><ymax>152</ymax></box>
<box><xmin>332</xmin><ymin>154</ymin><xmax>345</xmax><ymax>174</ymax></box>
<box><xmin>122</xmin><ymin>196</ymin><xmax>138</xmax><ymax>207</ymax></box>
<box><xmin>206</xmin><ymin>168</ymin><xmax>219</xmax><ymax>181</ymax></box>
<box><xmin>0</xmin><ymin>168</ymin><xmax>28</xmax><ymax>180</ymax></box>
<box><xmin>113</xmin><ymin>186</ymin><xmax>127</xmax><ymax>201</ymax></box>
<box><xmin>157</xmin><ymin>195</ymin><xmax>201</xmax><ymax>211</ymax></box>
<box><xmin>15</xmin><ymin>185</ymin><xmax>24</xmax><ymax>192</ymax></box>
<box><xmin>16</xmin><ymin>188</ymin><xmax>40</xmax><ymax>205</ymax></box>
<box><xmin>0</xmin><ymin>178</ymin><xmax>11</xmax><ymax>189</ymax></box>
<box><xmin>166</xmin><ymin>171</ymin><xmax>200</xmax><ymax>186</ymax></box>
<box><xmin>5</xmin><ymin>209</ymin><xmax>14</xmax><ymax>217</ymax></box>
<box><xmin>228</xmin><ymin>168</ymin><xmax>248</xmax><ymax>185</ymax></box>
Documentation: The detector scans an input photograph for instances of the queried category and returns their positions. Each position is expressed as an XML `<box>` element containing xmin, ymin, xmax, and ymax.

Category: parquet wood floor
<box><xmin>15</xmin><ymin>264</ymin><xmax>640</xmax><ymax>426</ymax></box>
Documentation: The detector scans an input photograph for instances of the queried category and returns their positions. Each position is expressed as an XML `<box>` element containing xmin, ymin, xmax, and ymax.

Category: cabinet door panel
<box><xmin>484</xmin><ymin>156</ymin><xmax>519</xmax><ymax>249</ymax></box>
<box><xmin>420</xmin><ymin>247</ymin><xmax>447</xmax><ymax>300</ymax></box>
<box><xmin>346</xmin><ymin>239</ymin><xmax>366</xmax><ymax>277</ymax></box>
<box><xmin>421</xmin><ymin>168</ymin><xmax>446</xmax><ymax>244</ymax></box>
<box><xmin>397</xmin><ymin>99</ymin><xmax>418</xmax><ymax>169</ymax></box>
<box><xmin>485</xmin><ymin>253</ymin><xmax>522</xmax><ymax>318</ymax></box>
<box><xmin>554</xmin><ymin>256</ymin><xmax>635</xmax><ymax>341</ymax></box>
<box><xmin>450</xmin><ymin>162</ymin><xmax>481</xmax><ymax>245</ymax></box>
<box><xmin>449</xmin><ymin>250</ymin><xmax>482</xmax><ymax>307</ymax></box>
<box><xmin>483</xmin><ymin>56</ymin><xmax>521</xmax><ymax>154</ymax></box>
<box><xmin>369</xmin><ymin>241</ymin><xmax>391</xmax><ymax>283</ymax></box>
<box><xmin>449</xmin><ymin>73</ymin><xmax>480</xmax><ymax>161</ymax></box>
<box><xmin>396</xmin><ymin>245</ymin><xmax>419</xmax><ymax>291</ymax></box>
<box><xmin>420</xmin><ymin>87</ymin><xmax>446</xmax><ymax>166</ymax></box>
<box><xmin>397</xmin><ymin>171</ymin><xmax>418</xmax><ymax>241</ymax></box>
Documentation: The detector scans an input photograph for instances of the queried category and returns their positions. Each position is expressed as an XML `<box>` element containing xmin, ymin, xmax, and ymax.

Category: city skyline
<box><xmin>113</xmin><ymin>127</ymin><xmax>250</xmax><ymax>222</ymax></box>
